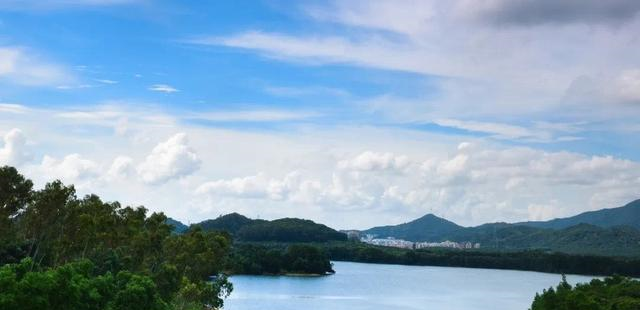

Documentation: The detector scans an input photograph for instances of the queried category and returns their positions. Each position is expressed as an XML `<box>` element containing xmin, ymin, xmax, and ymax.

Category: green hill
<box><xmin>236</xmin><ymin>218</ymin><xmax>348</xmax><ymax>242</ymax></box>
<box><xmin>363</xmin><ymin>214</ymin><xmax>462</xmax><ymax>242</ymax></box>
<box><xmin>193</xmin><ymin>214</ymin><xmax>347</xmax><ymax>243</ymax></box>
<box><xmin>195</xmin><ymin>213</ymin><xmax>256</xmax><ymax>234</ymax></box>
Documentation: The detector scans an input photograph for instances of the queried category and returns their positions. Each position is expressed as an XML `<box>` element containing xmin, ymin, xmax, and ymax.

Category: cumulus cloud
<box><xmin>0</xmin><ymin>47</ymin><xmax>74</xmax><ymax>86</ymax></box>
<box><xmin>137</xmin><ymin>133</ymin><xmax>201</xmax><ymax>184</ymax></box>
<box><xmin>40</xmin><ymin>153</ymin><xmax>100</xmax><ymax>183</ymax></box>
<box><xmin>0</xmin><ymin>128</ymin><xmax>31</xmax><ymax>166</ymax></box>
<box><xmin>338</xmin><ymin>151</ymin><xmax>410</xmax><ymax>172</ymax></box>
<box><xmin>196</xmin><ymin>172</ymin><xmax>308</xmax><ymax>201</ymax></box>
<box><xmin>195</xmin><ymin>142</ymin><xmax>640</xmax><ymax>225</ymax></box>
<box><xmin>107</xmin><ymin>156</ymin><xmax>134</xmax><ymax>180</ymax></box>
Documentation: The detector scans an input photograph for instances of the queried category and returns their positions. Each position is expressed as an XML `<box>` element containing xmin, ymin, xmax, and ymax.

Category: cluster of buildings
<box><xmin>361</xmin><ymin>235</ymin><xmax>480</xmax><ymax>250</ymax></box>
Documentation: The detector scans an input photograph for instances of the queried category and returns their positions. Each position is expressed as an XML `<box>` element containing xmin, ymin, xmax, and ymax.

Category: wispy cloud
<box><xmin>149</xmin><ymin>84</ymin><xmax>179</xmax><ymax>93</ymax></box>
<box><xmin>95</xmin><ymin>79</ymin><xmax>118</xmax><ymax>84</ymax></box>
<box><xmin>189</xmin><ymin>110</ymin><xmax>320</xmax><ymax>122</ymax></box>
<box><xmin>0</xmin><ymin>103</ymin><xmax>30</xmax><ymax>114</ymax></box>
<box><xmin>0</xmin><ymin>46</ymin><xmax>75</xmax><ymax>87</ymax></box>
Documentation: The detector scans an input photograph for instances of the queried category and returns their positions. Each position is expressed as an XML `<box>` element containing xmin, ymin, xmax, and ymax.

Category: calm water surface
<box><xmin>225</xmin><ymin>261</ymin><xmax>596</xmax><ymax>310</ymax></box>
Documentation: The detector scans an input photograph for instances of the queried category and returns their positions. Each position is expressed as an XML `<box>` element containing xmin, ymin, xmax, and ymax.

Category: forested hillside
<box><xmin>361</xmin><ymin>202</ymin><xmax>640</xmax><ymax>256</ymax></box>
<box><xmin>192</xmin><ymin>215</ymin><xmax>348</xmax><ymax>243</ymax></box>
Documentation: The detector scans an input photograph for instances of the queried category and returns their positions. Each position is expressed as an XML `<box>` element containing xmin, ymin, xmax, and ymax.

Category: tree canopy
<box><xmin>0</xmin><ymin>166</ymin><xmax>232</xmax><ymax>309</ymax></box>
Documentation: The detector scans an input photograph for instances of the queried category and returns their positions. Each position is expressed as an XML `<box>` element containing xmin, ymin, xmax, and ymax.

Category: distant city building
<box><xmin>362</xmin><ymin>236</ymin><xmax>480</xmax><ymax>250</ymax></box>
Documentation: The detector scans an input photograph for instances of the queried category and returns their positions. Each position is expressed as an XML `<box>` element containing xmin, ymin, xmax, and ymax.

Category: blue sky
<box><xmin>1</xmin><ymin>0</ymin><xmax>640</xmax><ymax>229</ymax></box>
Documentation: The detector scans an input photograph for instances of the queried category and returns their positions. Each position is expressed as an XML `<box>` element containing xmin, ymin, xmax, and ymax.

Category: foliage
<box><xmin>531</xmin><ymin>275</ymin><xmax>640</xmax><ymax>310</ymax></box>
<box><xmin>325</xmin><ymin>242</ymin><xmax>640</xmax><ymax>277</ymax></box>
<box><xmin>236</xmin><ymin>218</ymin><xmax>347</xmax><ymax>243</ymax></box>
<box><xmin>226</xmin><ymin>243</ymin><xmax>334</xmax><ymax>275</ymax></box>
<box><xmin>195</xmin><ymin>213</ymin><xmax>254</xmax><ymax>235</ymax></box>
<box><xmin>193</xmin><ymin>214</ymin><xmax>348</xmax><ymax>243</ymax></box>
<box><xmin>0</xmin><ymin>166</ymin><xmax>233</xmax><ymax>309</ymax></box>
<box><xmin>0</xmin><ymin>258</ymin><xmax>167</xmax><ymax>310</ymax></box>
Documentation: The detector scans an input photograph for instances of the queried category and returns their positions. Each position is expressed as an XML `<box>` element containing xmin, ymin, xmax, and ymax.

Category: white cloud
<box><xmin>107</xmin><ymin>156</ymin><xmax>134</xmax><ymax>180</ymax></box>
<box><xmin>95</xmin><ymin>79</ymin><xmax>118</xmax><ymax>84</ymax></box>
<box><xmin>434</xmin><ymin>118</ymin><xmax>540</xmax><ymax>140</ymax></box>
<box><xmin>137</xmin><ymin>133</ymin><xmax>201</xmax><ymax>184</ymax></box>
<box><xmin>149</xmin><ymin>84</ymin><xmax>179</xmax><ymax>93</ymax></box>
<box><xmin>199</xmin><ymin>0</ymin><xmax>640</xmax><ymax>124</ymax></box>
<box><xmin>0</xmin><ymin>128</ymin><xmax>31</xmax><ymax>166</ymax></box>
<box><xmin>0</xmin><ymin>47</ymin><xmax>74</xmax><ymax>87</ymax></box>
<box><xmin>195</xmin><ymin>141</ymin><xmax>640</xmax><ymax>225</ymax></box>
<box><xmin>0</xmin><ymin>103</ymin><xmax>30</xmax><ymax>114</ymax></box>
<box><xmin>196</xmin><ymin>172</ymin><xmax>300</xmax><ymax>201</ymax></box>
<box><xmin>4</xmin><ymin>103</ymin><xmax>639</xmax><ymax>229</ymax></box>
<box><xmin>338</xmin><ymin>151</ymin><xmax>410</xmax><ymax>172</ymax></box>
<box><xmin>190</xmin><ymin>110</ymin><xmax>319</xmax><ymax>122</ymax></box>
<box><xmin>40</xmin><ymin>153</ymin><xmax>100</xmax><ymax>183</ymax></box>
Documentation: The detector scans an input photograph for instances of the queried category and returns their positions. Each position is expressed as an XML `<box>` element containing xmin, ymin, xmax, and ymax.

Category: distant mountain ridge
<box><xmin>361</xmin><ymin>199</ymin><xmax>640</xmax><ymax>256</ymax></box>
<box><xmin>166</xmin><ymin>199</ymin><xmax>640</xmax><ymax>256</ymax></box>
<box><xmin>517</xmin><ymin>199</ymin><xmax>640</xmax><ymax>230</ymax></box>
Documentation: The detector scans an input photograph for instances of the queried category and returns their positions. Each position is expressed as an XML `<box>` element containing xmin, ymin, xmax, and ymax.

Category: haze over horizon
<box><xmin>1</xmin><ymin>0</ymin><xmax>640</xmax><ymax>230</ymax></box>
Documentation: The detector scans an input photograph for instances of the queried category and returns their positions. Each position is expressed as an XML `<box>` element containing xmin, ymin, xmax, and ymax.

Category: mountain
<box><xmin>445</xmin><ymin>223</ymin><xmax>640</xmax><ymax>256</ymax></box>
<box><xmin>360</xmin><ymin>199</ymin><xmax>640</xmax><ymax>256</ymax></box>
<box><xmin>518</xmin><ymin>199</ymin><xmax>640</xmax><ymax>230</ymax></box>
<box><xmin>363</xmin><ymin>214</ymin><xmax>462</xmax><ymax>242</ymax></box>
<box><xmin>165</xmin><ymin>217</ymin><xmax>188</xmax><ymax>234</ymax></box>
<box><xmin>236</xmin><ymin>218</ymin><xmax>348</xmax><ymax>243</ymax></box>
<box><xmin>194</xmin><ymin>214</ymin><xmax>347</xmax><ymax>243</ymax></box>
<box><xmin>195</xmin><ymin>213</ymin><xmax>256</xmax><ymax>234</ymax></box>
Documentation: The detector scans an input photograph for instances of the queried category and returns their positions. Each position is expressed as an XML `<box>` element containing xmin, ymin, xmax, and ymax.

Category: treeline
<box><xmin>0</xmin><ymin>166</ymin><xmax>233</xmax><ymax>309</ymax></box>
<box><xmin>194</xmin><ymin>213</ymin><xmax>347</xmax><ymax>243</ymax></box>
<box><xmin>531</xmin><ymin>275</ymin><xmax>640</xmax><ymax>310</ymax></box>
<box><xmin>226</xmin><ymin>243</ymin><xmax>334</xmax><ymax>275</ymax></box>
<box><xmin>325</xmin><ymin>242</ymin><xmax>640</xmax><ymax>277</ymax></box>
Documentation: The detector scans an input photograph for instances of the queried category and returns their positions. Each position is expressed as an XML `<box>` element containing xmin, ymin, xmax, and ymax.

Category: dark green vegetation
<box><xmin>226</xmin><ymin>243</ymin><xmax>334</xmax><ymax>275</ymax></box>
<box><xmin>192</xmin><ymin>214</ymin><xmax>347</xmax><ymax>243</ymax></box>
<box><xmin>0</xmin><ymin>166</ymin><xmax>232</xmax><ymax>309</ymax></box>
<box><xmin>531</xmin><ymin>275</ymin><xmax>640</xmax><ymax>310</ymax></box>
<box><xmin>363</xmin><ymin>214</ymin><xmax>462</xmax><ymax>241</ymax></box>
<box><xmin>324</xmin><ymin>242</ymin><xmax>640</xmax><ymax>277</ymax></box>
<box><xmin>195</xmin><ymin>213</ymin><xmax>254</xmax><ymax>235</ymax></box>
<box><xmin>168</xmin><ymin>203</ymin><xmax>640</xmax><ymax>277</ymax></box>
<box><xmin>362</xmin><ymin>202</ymin><xmax>640</xmax><ymax>256</ymax></box>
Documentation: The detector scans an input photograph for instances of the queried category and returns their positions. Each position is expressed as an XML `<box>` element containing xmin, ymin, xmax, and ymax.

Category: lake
<box><xmin>225</xmin><ymin>261</ymin><xmax>596</xmax><ymax>310</ymax></box>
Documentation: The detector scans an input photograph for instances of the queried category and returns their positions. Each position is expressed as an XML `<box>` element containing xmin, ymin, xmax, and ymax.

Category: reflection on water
<box><xmin>225</xmin><ymin>261</ymin><xmax>596</xmax><ymax>310</ymax></box>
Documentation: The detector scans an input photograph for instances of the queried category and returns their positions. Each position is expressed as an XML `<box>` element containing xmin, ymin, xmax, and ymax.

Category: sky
<box><xmin>1</xmin><ymin>0</ymin><xmax>639</xmax><ymax>229</ymax></box>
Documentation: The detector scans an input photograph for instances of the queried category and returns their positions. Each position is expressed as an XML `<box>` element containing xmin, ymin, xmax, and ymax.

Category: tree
<box><xmin>0</xmin><ymin>166</ymin><xmax>33</xmax><ymax>253</ymax></box>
